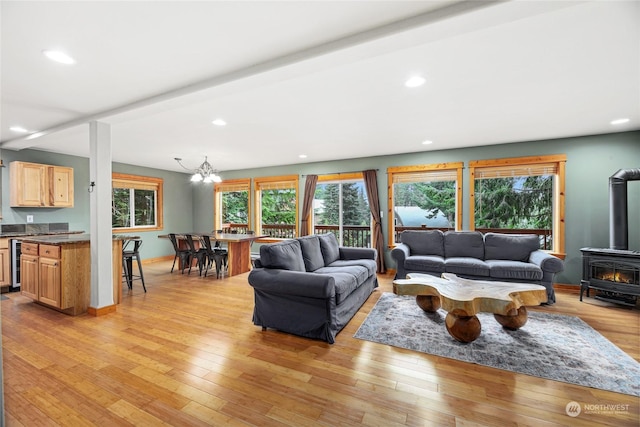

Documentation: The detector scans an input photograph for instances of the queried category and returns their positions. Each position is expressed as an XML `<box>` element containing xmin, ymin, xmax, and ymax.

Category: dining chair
<box><xmin>213</xmin><ymin>230</ymin><xmax>229</xmax><ymax>271</ymax></box>
<box><xmin>184</xmin><ymin>234</ymin><xmax>207</xmax><ymax>276</ymax></box>
<box><xmin>201</xmin><ymin>235</ymin><xmax>226</xmax><ymax>279</ymax></box>
<box><xmin>169</xmin><ymin>233</ymin><xmax>191</xmax><ymax>274</ymax></box>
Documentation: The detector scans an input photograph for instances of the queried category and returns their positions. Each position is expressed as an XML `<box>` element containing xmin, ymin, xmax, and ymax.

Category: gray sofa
<box><xmin>248</xmin><ymin>233</ymin><xmax>378</xmax><ymax>343</ymax></box>
<box><xmin>391</xmin><ymin>230</ymin><xmax>564</xmax><ymax>304</ymax></box>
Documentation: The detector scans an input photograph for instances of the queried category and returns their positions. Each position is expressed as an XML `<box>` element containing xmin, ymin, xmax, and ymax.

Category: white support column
<box><xmin>89</xmin><ymin>121</ymin><xmax>115</xmax><ymax>312</ymax></box>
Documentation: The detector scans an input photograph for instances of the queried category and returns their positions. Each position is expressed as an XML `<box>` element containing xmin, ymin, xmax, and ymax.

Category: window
<box><xmin>469</xmin><ymin>154</ymin><xmax>566</xmax><ymax>256</ymax></box>
<box><xmin>387</xmin><ymin>163</ymin><xmax>463</xmax><ymax>245</ymax></box>
<box><xmin>112</xmin><ymin>173</ymin><xmax>163</xmax><ymax>232</ymax></box>
<box><xmin>313</xmin><ymin>173</ymin><xmax>371</xmax><ymax>247</ymax></box>
<box><xmin>214</xmin><ymin>179</ymin><xmax>250</xmax><ymax>232</ymax></box>
<box><xmin>254</xmin><ymin>175</ymin><xmax>299</xmax><ymax>240</ymax></box>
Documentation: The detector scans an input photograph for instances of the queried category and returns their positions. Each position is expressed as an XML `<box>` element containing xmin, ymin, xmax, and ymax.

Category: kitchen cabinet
<box><xmin>38</xmin><ymin>244</ymin><xmax>63</xmax><ymax>308</ymax></box>
<box><xmin>10</xmin><ymin>161</ymin><xmax>74</xmax><ymax>207</ymax></box>
<box><xmin>18</xmin><ymin>235</ymin><xmax>124</xmax><ymax>315</ymax></box>
<box><xmin>20</xmin><ymin>241</ymin><xmax>87</xmax><ymax>314</ymax></box>
<box><xmin>0</xmin><ymin>238</ymin><xmax>10</xmax><ymax>288</ymax></box>
<box><xmin>20</xmin><ymin>253</ymin><xmax>39</xmax><ymax>300</ymax></box>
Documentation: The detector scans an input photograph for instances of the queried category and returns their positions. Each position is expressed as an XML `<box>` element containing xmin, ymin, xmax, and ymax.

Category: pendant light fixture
<box><xmin>174</xmin><ymin>156</ymin><xmax>222</xmax><ymax>183</ymax></box>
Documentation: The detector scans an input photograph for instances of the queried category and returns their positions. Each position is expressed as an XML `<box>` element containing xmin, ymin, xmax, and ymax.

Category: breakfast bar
<box><xmin>18</xmin><ymin>234</ymin><xmax>129</xmax><ymax>315</ymax></box>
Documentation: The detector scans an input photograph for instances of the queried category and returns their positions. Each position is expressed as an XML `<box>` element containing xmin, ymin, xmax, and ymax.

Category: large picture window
<box><xmin>469</xmin><ymin>154</ymin><xmax>566</xmax><ymax>256</ymax></box>
<box><xmin>112</xmin><ymin>173</ymin><xmax>163</xmax><ymax>232</ymax></box>
<box><xmin>254</xmin><ymin>175</ymin><xmax>298</xmax><ymax>240</ymax></box>
<box><xmin>214</xmin><ymin>179</ymin><xmax>250</xmax><ymax>232</ymax></box>
<box><xmin>313</xmin><ymin>173</ymin><xmax>371</xmax><ymax>247</ymax></box>
<box><xmin>387</xmin><ymin>163</ymin><xmax>463</xmax><ymax>245</ymax></box>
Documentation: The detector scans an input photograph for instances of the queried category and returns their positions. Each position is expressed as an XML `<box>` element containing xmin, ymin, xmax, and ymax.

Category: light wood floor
<box><xmin>2</xmin><ymin>262</ymin><xmax>639</xmax><ymax>426</ymax></box>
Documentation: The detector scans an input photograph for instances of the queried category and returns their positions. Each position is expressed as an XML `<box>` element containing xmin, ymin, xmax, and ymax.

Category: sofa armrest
<box><xmin>339</xmin><ymin>247</ymin><xmax>376</xmax><ymax>260</ymax></box>
<box><xmin>248</xmin><ymin>268</ymin><xmax>335</xmax><ymax>299</ymax></box>
<box><xmin>529</xmin><ymin>250</ymin><xmax>564</xmax><ymax>273</ymax></box>
<box><xmin>391</xmin><ymin>243</ymin><xmax>410</xmax><ymax>264</ymax></box>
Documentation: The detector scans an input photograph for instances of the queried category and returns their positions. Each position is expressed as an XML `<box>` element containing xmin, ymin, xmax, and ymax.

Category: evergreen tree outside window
<box><xmin>112</xmin><ymin>173</ymin><xmax>163</xmax><ymax>232</ymax></box>
<box><xmin>469</xmin><ymin>155</ymin><xmax>566</xmax><ymax>255</ymax></box>
<box><xmin>214</xmin><ymin>179</ymin><xmax>250</xmax><ymax>232</ymax></box>
<box><xmin>254</xmin><ymin>175</ymin><xmax>298</xmax><ymax>239</ymax></box>
<box><xmin>313</xmin><ymin>173</ymin><xmax>371</xmax><ymax>247</ymax></box>
<box><xmin>387</xmin><ymin>163</ymin><xmax>463</xmax><ymax>245</ymax></box>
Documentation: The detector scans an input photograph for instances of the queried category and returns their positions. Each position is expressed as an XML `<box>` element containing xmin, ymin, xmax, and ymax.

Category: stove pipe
<box><xmin>609</xmin><ymin>168</ymin><xmax>640</xmax><ymax>250</ymax></box>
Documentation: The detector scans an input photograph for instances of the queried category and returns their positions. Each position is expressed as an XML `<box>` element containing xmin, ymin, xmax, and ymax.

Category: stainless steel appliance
<box><xmin>11</xmin><ymin>239</ymin><xmax>21</xmax><ymax>289</ymax></box>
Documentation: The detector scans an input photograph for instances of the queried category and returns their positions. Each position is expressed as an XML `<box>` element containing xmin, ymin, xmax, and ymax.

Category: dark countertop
<box><xmin>20</xmin><ymin>234</ymin><xmax>139</xmax><ymax>245</ymax></box>
<box><xmin>0</xmin><ymin>230</ymin><xmax>85</xmax><ymax>238</ymax></box>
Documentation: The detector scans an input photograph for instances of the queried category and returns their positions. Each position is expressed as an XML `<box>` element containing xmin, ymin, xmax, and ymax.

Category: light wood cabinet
<box><xmin>49</xmin><ymin>166</ymin><xmax>74</xmax><ymax>207</ymax></box>
<box><xmin>10</xmin><ymin>161</ymin><xmax>74</xmax><ymax>207</ymax></box>
<box><xmin>38</xmin><ymin>257</ymin><xmax>61</xmax><ymax>308</ymax></box>
<box><xmin>20</xmin><ymin>241</ymin><xmax>87</xmax><ymax>314</ymax></box>
<box><xmin>0</xmin><ymin>238</ymin><xmax>10</xmax><ymax>287</ymax></box>
<box><xmin>20</xmin><ymin>253</ymin><xmax>39</xmax><ymax>300</ymax></box>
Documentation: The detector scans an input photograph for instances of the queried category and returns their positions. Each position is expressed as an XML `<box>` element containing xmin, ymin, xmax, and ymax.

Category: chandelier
<box><xmin>174</xmin><ymin>156</ymin><xmax>222</xmax><ymax>183</ymax></box>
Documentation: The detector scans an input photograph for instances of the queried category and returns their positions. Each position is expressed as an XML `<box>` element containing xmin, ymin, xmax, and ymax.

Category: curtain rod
<box><xmin>301</xmin><ymin>168</ymin><xmax>379</xmax><ymax>176</ymax></box>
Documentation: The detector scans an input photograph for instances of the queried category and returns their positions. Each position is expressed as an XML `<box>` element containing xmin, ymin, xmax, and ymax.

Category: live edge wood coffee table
<box><xmin>393</xmin><ymin>273</ymin><xmax>547</xmax><ymax>343</ymax></box>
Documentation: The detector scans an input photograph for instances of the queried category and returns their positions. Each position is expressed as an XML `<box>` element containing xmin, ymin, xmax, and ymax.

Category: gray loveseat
<box><xmin>248</xmin><ymin>233</ymin><xmax>378</xmax><ymax>343</ymax></box>
<box><xmin>391</xmin><ymin>230</ymin><xmax>564</xmax><ymax>304</ymax></box>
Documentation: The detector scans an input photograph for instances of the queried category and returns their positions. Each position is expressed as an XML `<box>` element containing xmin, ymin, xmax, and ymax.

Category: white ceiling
<box><xmin>1</xmin><ymin>1</ymin><xmax>639</xmax><ymax>176</ymax></box>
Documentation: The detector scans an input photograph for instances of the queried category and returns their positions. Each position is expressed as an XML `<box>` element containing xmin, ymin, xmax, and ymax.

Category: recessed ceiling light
<box><xmin>42</xmin><ymin>49</ymin><xmax>76</xmax><ymax>65</ymax></box>
<box><xmin>422</xmin><ymin>140</ymin><xmax>433</xmax><ymax>145</ymax></box>
<box><xmin>212</xmin><ymin>118</ymin><xmax>226</xmax><ymax>126</ymax></box>
<box><xmin>405</xmin><ymin>76</ymin><xmax>426</xmax><ymax>88</ymax></box>
<box><xmin>9</xmin><ymin>126</ymin><xmax>29</xmax><ymax>133</ymax></box>
<box><xmin>610</xmin><ymin>118</ymin><xmax>630</xmax><ymax>125</ymax></box>
<box><xmin>26</xmin><ymin>132</ymin><xmax>46</xmax><ymax>140</ymax></box>
<box><xmin>299</xmin><ymin>154</ymin><xmax>307</xmax><ymax>159</ymax></box>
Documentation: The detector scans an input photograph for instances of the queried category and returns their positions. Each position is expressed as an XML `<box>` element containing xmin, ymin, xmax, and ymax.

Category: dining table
<box><xmin>159</xmin><ymin>232</ymin><xmax>268</xmax><ymax>276</ymax></box>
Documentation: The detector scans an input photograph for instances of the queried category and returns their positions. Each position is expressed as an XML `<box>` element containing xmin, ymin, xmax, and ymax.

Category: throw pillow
<box><xmin>297</xmin><ymin>235</ymin><xmax>325</xmax><ymax>272</ymax></box>
<box><xmin>318</xmin><ymin>233</ymin><xmax>340</xmax><ymax>265</ymax></box>
<box><xmin>484</xmin><ymin>233</ymin><xmax>540</xmax><ymax>262</ymax></box>
<box><xmin>259</xmin><ymin>240</ymin><xmax>305</xmax><ymax>271</ymax></box>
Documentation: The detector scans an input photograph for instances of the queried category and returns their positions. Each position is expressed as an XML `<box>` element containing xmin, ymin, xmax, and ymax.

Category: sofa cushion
<box><xmin>318</xmin><ymin>233</ymin><xmax>340</xmax><ymax>265</ymax></box>
<box><xmin>297</xmin><ymin>235</ymin><xmax>325</xmax><ymax>272</ymax></box>
<box><xmin>315</xmin><ymin>265</ymin><xmax>369</xmax><ymax>286</ymax></box>
<box><xmin>444</xmin><ymin>231</ymin><xmax>484</xmax><ymax>259</ymax></box>
<box><xmin>444</xmin><ymin>257</ymin><xmax>490</xmax><ymax>277</ymax></box>
<box><xmin>401</xmin><ymin>230</ymin><xmax>444</xmax><ymax>256</ymax></box>
<box><xmin>259</xmin><ymin>240</ymin><xmax>305</xmax><ymax>272</ymax></box>
<box><xmin>405</xmin><ymin>255</ymin><xmax>445</xmax><ymax>273</ymax></box>
<box><xmin>328</xmin><ymin>259</ymin><xmax>376</xmax><ymax>276</ymax></box>
<box><xmin>484</xmin><ymin>233</ymin><xmax>540</xmax><ymax>262</ymax></box>
<box><xmin>314</xmin><ymin>271</ymin><xmax>358</xmax><ymax>305</ymax></box>
<box><xmin>486</xmin><ymin>260</ymin><xmax>543</xmax><ymax>281</ymax></box>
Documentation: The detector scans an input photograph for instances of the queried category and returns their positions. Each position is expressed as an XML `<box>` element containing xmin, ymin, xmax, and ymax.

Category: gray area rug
<box><xmin>355</xmin><ymin>292</ymin><xmax>640</xmax><ymax>396</ymax></box>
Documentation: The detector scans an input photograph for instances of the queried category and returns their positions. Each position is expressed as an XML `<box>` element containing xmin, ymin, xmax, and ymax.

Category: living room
<box><xmin>1</xmin><ymin>1</ymin><xmax>639</xmax><ymax>425</ymax></box>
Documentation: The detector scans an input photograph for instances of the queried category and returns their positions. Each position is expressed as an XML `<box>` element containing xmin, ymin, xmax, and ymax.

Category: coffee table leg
<box><xmin>416</xmin><ymin>295</ymin><xmax>441</xmax><ymax>312</ymax></box>
<box><xmin>445</xmin><ymin>312</ymin><xmax>481</xmax><ymax>343</ymax></box>
<box><xmin>494</xmin><ymin>306</ymin><xmax>528</xmax><ymax>330</ymax></box>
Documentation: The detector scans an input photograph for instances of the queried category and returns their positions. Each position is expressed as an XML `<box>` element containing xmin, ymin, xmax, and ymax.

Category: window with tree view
<box><xmin>215</xmin><ymin>179</ymin><xmax>250</xmax><ymax>233</ymax></box>
<box><xmin>313</xmin><ymin>175</ymin><xmax>371</xmax><ymax>247</ymax></box>
<box><xmin>470</xmin><ymin>155</ymin><xmax>566</xmax><ymax>253</ymax></box>
<box><xmin>112</xmin><ymin>173</ymin><xmax>163</xmax><ymax>232</ymax></box>
<box><xmin>388</xmin><ymin>163</ymin><xmax>463</xmax><ymax>244</ymax></box>
<box><xmin>255</xmin><ymin>175</ymin><xmax>298</xmax><ymax>239</ymax></box>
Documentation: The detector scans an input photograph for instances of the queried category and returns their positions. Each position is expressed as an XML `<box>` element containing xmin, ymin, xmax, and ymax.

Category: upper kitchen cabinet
<box><xmin>10</xmin><ymin>161</ymin><xmax>74</xmax><ymax>208</ymax></box>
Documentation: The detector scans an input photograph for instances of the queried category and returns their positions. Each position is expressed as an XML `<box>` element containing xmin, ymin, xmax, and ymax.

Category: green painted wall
<box><xmin>2</xmin><ymin>130</ymin><xmax>638</xmax><ymax>285</ymax></box>
<box><xmin>195</xmin><ymin>130</ymin><xmax>640</xmax><ymax>285</ymax></box>
<box><xmin>0</xmin><ymin>149</ymin><xmax>195</xmax><ymax>261</ymax></box>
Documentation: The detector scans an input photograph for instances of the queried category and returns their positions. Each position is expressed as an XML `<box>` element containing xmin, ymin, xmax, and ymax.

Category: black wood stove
<box><xmin>580</xmin><ymin>168</ymin><xmax>640</xmax><ymax>306</ymax></box>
